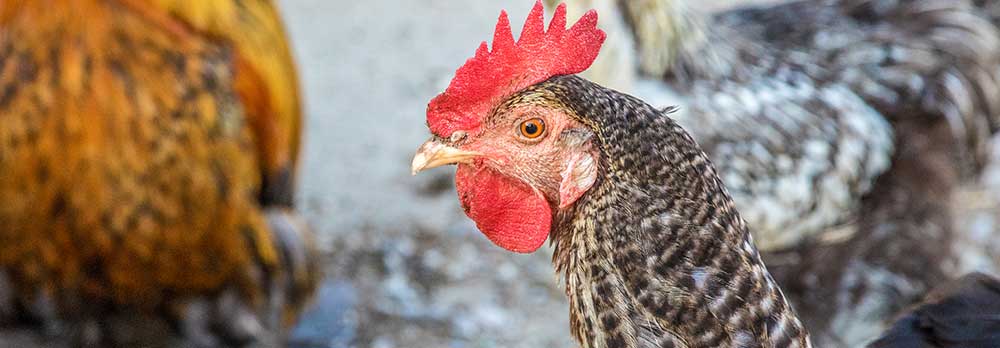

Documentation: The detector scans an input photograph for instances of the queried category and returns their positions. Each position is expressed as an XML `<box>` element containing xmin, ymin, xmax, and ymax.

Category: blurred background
<box><xmin>280</xmin><ymin>0</ymin><xmax>1000</xmax><ymax>347</ymax></box>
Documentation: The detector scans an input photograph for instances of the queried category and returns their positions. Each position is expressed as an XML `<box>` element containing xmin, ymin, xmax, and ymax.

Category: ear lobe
<box><xmin>559</xmin><ymin>151</ymin><xmax>597</xmax><ymax>208</ymax></box>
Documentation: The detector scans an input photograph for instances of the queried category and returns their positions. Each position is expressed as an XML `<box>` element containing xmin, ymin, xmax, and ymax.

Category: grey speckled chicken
<box><xmin>410</xmin><ymin>3</ymin><xmax>1000</xmax><ymax>347</ymax></box>
<box><xmin>551</xmin><ymin>0</ymin><xmax>1000</xmax><ymax>345</ymax></box>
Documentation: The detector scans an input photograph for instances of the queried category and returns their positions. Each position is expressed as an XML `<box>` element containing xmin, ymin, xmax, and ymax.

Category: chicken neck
<box><xmin>543</xmin><ymin>75</ymin><xmax>812</xmax><ymax>348</ymax></box>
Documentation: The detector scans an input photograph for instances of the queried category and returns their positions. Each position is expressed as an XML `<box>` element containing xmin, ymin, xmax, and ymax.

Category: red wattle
<box><xmin>455</xmin><ymin>164</ymin><xmax>551</xmax><ymax>253</ymax></box>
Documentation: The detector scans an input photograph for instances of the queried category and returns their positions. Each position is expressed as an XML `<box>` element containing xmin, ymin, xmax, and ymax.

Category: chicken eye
<box><xmin>519</xmin><ymin>118</ymin><xmax>546</xmax><ymax>139</ymax></box>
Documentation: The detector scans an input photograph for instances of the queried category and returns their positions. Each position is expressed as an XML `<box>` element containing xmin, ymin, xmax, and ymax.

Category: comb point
<box><xmin>493</xmin><ymin>10</ymin><xmax>515</xmax><ymax>51</ymax></box>
<box><xmin>426</xmin><ymin>2</ymin><xmax>606</xmax><ymax>137</ymax></box>
<box><xmin>521</xmin><ymin>0</ymin><xmax>546</xmax><ymax>43</ymax></box>
<box><xmin>575</xmin><ymin>9</ymin><xmax>599</xmax><ymax>29</ymax></box>
<box><xmin>549</xmin><ymin>3</ymin><xmax>568</xmax><ymax>33</ymax></box>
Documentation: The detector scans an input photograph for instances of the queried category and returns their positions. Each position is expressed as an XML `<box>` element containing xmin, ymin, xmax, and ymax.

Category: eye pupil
<box><xmin>524</xmin><ymin>123</ymin><xmax>538</xmax><ymax>135</ymax></box>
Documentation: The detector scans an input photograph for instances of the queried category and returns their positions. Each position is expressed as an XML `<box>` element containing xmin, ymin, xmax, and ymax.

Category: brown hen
<box><xmin>0</xmin><ymin>0</ymin><xmax>318</xmax><ymax>346</ymax></box>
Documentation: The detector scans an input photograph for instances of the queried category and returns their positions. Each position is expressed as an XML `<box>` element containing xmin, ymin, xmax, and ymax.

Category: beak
<box><xmin>411</xmin><ymin>138</ymin><xmax>482</xmax><ymax>175</ymax></box>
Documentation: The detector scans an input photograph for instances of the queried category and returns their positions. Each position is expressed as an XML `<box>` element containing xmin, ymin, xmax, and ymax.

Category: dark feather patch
<box><xmin>869</xmin><ymin>273</ymin><xmax>1000</xmax><ymax>348</ymax></box>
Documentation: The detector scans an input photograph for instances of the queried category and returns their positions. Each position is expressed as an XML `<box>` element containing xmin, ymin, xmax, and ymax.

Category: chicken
<box><xmin>411</xmin><ymin>2</ymin><xmax>1000</xmax><ymax>347</ymax></box>
<box><xmin>0</xmin><ymin>0</ymin><xmax>318</xmax><ymax>346</ymax></box>
<box><xmin>546</xmin><ymin>0</ymin><xmax>1000</xmax><ymax>344</ymax></box>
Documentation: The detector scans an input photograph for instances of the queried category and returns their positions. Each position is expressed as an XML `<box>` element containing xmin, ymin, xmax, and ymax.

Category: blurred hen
<box><xmin>0</xmin><ymin>0</ymin><xmax>318</xmax><ymax>346</ymax></box>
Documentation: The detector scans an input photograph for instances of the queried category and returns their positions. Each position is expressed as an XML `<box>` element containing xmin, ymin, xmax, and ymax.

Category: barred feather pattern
<box><xmin>539</xmin><ymin>75</ymin><xmax>813</xmax><ymax>348</ymax></box>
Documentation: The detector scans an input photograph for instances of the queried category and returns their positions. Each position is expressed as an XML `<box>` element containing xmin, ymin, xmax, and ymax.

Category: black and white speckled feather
<box><xmin>651</xmin><ymin>71</ymin><xmax>893</xmax><ymax>251</ymax></box>
<box><xmin>715</xmin><ymin>0</ymin><xmax>1000</xmax><ymax>173</ymax></box>
<box><xmin>529</xmin><ymin>75</ymin><xmax>814</xmax><ymax>348</ymax></box>
<box><xmin>551</xmin><ymin>0</ymin><xmax>1000</xmax><ymax>345</ymax></box>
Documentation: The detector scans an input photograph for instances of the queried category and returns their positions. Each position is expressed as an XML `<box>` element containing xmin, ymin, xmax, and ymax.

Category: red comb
<box><xmin>426</xmin><ymin>1</ymin><xmax>606</xmax><ymax>137</ymax></box>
